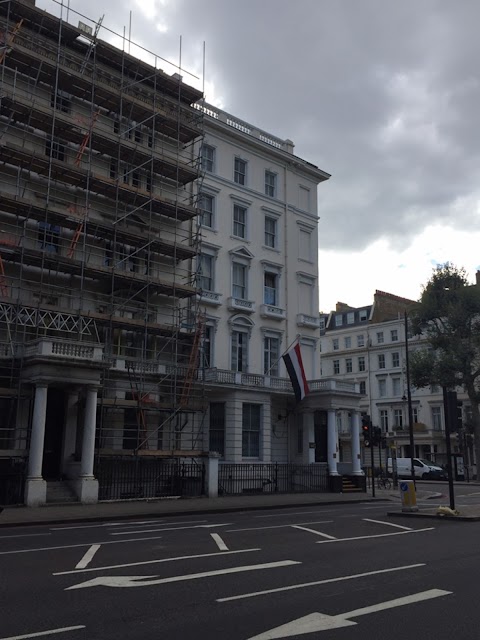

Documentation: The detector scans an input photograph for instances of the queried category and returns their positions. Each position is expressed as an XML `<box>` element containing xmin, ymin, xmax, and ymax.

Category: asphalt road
<box><xmin>1</xmin><ymin>500</ymin><xmax>479</xmax><ymax>640</ymax></box>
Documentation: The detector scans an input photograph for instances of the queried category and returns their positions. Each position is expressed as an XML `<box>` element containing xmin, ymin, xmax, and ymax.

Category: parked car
<box><xmin>387</xmin><ymin>457</ymin><xmax>448</xmax><ymax>480</ymax></box>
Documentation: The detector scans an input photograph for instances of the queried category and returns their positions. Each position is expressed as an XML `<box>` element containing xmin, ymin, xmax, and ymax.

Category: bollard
<box><xmin>399</xmin><ymin>480</ymin><xmax>418</xmax><ymax>512</ymax></box>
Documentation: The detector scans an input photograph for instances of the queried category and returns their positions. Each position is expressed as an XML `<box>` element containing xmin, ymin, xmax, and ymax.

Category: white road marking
<box><xmin>254</xmin><ymin>510</ymin><xmax>336</xmax><ymax>518</ymax></box>
<box><xmin>290</xmin><ymin>525</ymin><xmax>337</xmax><ymax>540</ymax></box>
<box><xmin>54</xmin><ymin>548</ymin><xmax>260</xmax><ymax>575</ymax></box>
<box><xmin>75</xmin><ymin>544</ymin><xmax>100</xmax><ymax>569</ymax></box>
<box><xmin>316</xmin><ymin>528</ymin><xmax>434</xmax><ymax>544</ymax></box>
<box><xmin>0</xmin><ymin>626</ymin><xmax>86</xmax><ymax>640</ymax></box>
<box><xmin>0</xmin><ymin>535</ymin><xmax>164</xmax><ymax>556</ymax></box>
<box><xmin>0</xmin><ymin>533</ymin><xmax>52</xmax><ymax>539</ymax></box>
<box><xmin>51</xmin><ymin>519</ymin><xmax>206</xmax><ymax>531</ymax></box>
<box><xmin>210</xmin><ymin>533</ymin><xmax>229</xmax><ymax>551</ymax></box>
<box><xmin>456</xmin><ymin>492</ymin><xmax>480</xmax><ymax>498</ymax></box>
<box><xmin>226</xmin><ymin>521</ymin><xmax>333</xmax><ymax>532</ymax></box>
<box><xmin>110</xmin><ymin>523</ymin><xmax>231</xmax><ymax>535</ymax></box>
<box><xmin>66</xmin><ymin>560</ymin><xmax>301</xmax><ymax>590</ymax></box>
<box><xmin>247</xmin><ymin>589</ymin><xmax>452</xmax><ymax>639</ymax></box>
<box><xmin>217</xmin><ymin>563</ymin><xmax>425</xmax><ymax>602</ymax></box>
<box><xmin>363</xmin><ymin>518</ymin><xmax>413</xmax><ymax>531</ymax></box>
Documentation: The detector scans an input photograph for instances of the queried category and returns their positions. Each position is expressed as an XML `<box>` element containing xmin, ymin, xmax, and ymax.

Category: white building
<box><xmin>0</xmin><ymin>0</ymin><xmax>366</xmax><ymax>506</ymax></box>
<box><xmin>320</xmin><ymin>291</ymin><xmax>472</xmax><ymax>471</ymax></box>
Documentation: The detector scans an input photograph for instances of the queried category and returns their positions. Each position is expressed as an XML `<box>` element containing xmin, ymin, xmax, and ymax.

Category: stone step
<box><xmin>46</xmin><ymin>481</ymin><xmax>78</xmax><ymax>504</ymax></box>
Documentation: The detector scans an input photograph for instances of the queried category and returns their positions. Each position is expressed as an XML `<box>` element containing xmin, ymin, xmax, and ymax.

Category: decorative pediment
<box><xmin>229</xmin><ymin>246</ymin><xmax>254</xmax><ymax>260</ymax></box>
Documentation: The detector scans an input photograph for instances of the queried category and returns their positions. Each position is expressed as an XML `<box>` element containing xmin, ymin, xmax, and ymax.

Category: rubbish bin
<box><xmin>399</xmin><ymin>480</ymin><xmax>418</xmax><ymax>512</ymax></box>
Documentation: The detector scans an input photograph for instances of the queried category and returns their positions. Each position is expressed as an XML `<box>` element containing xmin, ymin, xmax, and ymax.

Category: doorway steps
<box><xmin>341</xmin><ymin>477</ymin><xmax>363</xmax><ymax>493</ymax></box>
<box><xmin>46</xmin><ymin>481</ymin><xmax>78</xmax><ymax>504</ymax></box>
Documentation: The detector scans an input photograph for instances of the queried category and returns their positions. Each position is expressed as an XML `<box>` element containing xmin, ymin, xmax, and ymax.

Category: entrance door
<box><xmin>42</xmin><ymin>389</ymin><xmax>66</xmax><ymax>479</ymax></box>
<box><xmin>314</xmin><ymin>411</ymin><xmax>328</xmax><ymax>463</ymax></box>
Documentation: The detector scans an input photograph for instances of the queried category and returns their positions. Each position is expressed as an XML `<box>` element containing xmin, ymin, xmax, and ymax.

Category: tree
<box><xmin>409</xmin><ymin>263</ymin><xmax>480</xmax><ymax>474</ymax></box>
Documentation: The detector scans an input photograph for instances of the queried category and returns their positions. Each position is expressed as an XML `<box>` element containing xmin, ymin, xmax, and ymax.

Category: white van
<box><xmin>387</xmin><ymin>457</ymin><xmax>447</xmax><ymax>480</ymax></box>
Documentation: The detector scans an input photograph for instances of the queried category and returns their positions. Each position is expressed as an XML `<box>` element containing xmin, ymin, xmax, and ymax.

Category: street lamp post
<box><xmin>404</xmin><ymin>310</ymin><xmax>416</xmax><ymax>486</ymax></box>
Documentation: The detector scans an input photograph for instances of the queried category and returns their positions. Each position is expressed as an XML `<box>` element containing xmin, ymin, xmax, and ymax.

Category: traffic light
<box><xmin>372</xmin><ymin>426</ymin><xmax>382</xmax><ymax>446</ymax></box>
<box><xmin>362</xmin><ymin>414</ymin><xmax>371</xmax><ymax>447</ymax></box>
<box><xmin>446</xmin><ymin>391</ymin><xmax>463</xmax><ymax>433</ymax></box>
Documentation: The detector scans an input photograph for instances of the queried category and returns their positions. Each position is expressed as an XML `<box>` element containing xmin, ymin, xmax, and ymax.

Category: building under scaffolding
<box><xmin>0</xmin><ymin>0</ymin><xmax>207</xmax><ymax>505</ymax></box>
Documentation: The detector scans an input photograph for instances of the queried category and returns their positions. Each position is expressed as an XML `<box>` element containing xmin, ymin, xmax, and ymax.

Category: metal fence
<box><xmin>95</xmin><ymin>457</ymin><xmax>205</xmax><ymax>501</ymax></box>
<box><xmin>219</xmin><ymin>463</ymin><xmax>329</xmax><ymax>495</ymax></box>
<box><xmin>0</xmin><ymin>457</ymin><xmax>26</xmax><ymax>506</ymax></box>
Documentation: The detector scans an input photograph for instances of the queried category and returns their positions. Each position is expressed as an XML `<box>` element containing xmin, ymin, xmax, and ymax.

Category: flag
<box><xmin>282</xmin><ymin>342</ymin><xmax>310</xmax><ymax>402</ymax></box>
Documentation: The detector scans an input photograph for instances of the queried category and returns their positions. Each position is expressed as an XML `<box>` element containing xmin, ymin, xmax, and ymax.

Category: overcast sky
<box><xmin>40</xmin><ymin>0</ymin><xmax>480</xmax><ymax>311</ymax></box>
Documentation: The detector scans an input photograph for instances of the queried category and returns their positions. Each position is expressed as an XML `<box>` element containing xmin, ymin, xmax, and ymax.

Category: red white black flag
<box><xmin>282</xmin><ymin>342</ymin><xmax>310</xmax><ymax>402</ymax></box>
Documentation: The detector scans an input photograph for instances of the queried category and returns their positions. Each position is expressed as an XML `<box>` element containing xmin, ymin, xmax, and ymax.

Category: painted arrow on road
<box><xmin>247</xmin><ymin>589</ymin><xmax>453</xmax><ymax>639</ymax></box>
<box><xmin>66</xmin><ymin>560</ymin><xmax>300</xmax><ymax>590</ymax></box>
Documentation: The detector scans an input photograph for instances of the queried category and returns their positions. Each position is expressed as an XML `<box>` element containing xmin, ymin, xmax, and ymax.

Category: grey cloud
<box><xmin>38</xmin><ymin>0</ymin><xmax>480</xmax><ymax>252</ymax></box>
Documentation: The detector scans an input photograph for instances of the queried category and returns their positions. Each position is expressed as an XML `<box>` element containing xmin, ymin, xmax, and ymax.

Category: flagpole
<box><xmin>264</xmin><ymin>333</ymin><xmax>301</xmax><ymax>377</ymax></box>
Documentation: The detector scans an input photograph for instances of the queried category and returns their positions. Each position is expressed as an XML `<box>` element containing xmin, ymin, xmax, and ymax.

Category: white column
<box><xmin>303</xmin><ymin>412</ymin><xmax>315</xmax><ymax>464</ymax></box>
<box><xmin>80</xmin><ymin>386</ymin><xmax>98</xmax><ymax>478</ymax></box>
<box><xmin>205</xmin><ymin>454</ymin><xmax>219</xmax><ymax>498</ymax></box>
<box><xmin>75</xmin><ymin>386</ymin><xmax>99</xmax><ymax>504</ymax></box>
<box><xmin>27</xmin><ymin>384</ymin><xmax>48</xmax><ymax>479</ymax></box>
<box><xmin>25</xmin><ymin>383</ymin><xmax>48</xmax><ymax>506</ymax></box>
<box><xmin>351</xmin><ymin>411</ymin><xmax>363</xmax><ymax>475</ymax></box>
<box><xmin>327</xmin><ymin>409</ymin><xmax>339</xmax><ymax>475</ymax></box>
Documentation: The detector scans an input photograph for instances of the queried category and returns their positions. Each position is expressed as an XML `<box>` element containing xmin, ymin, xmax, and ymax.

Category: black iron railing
<box><xmin>0</xmin><ymin>457</ymin><xmax>26</xmax><ymax>505</ymax></box>
<box><xmin>218</xmin><ymin>463</ymin><xmax>329</xmax><ymax>495</ymax></box>
<box><xmin>95</xmin><ymin>456</ymin><xmax>205</xmax><ymax>501</ymax></box>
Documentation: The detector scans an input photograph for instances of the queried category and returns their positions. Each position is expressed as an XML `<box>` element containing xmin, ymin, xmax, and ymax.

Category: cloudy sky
<box><xmin>40</xmin><ymin>0</ymin><xmax>480</xmax><ymax>311</ymax></box>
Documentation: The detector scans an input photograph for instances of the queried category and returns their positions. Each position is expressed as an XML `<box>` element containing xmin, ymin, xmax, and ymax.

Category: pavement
<box><xmin>0</xmin><ymin>485</ymin><xmax>446</xmax><ymax>528</ymax></box>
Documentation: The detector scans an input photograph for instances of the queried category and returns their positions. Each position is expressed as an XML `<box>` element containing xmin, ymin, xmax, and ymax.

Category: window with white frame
<box><xmin>234</xmin><ymin>157</ymin><xmax>247</xmax><ymax>185</ymax></box>
<box><xmin>264</xmin><ymin>216</ymin><xmax>277</xmax><ymax>248</ymax></box>
<box><xmin>357</xmin><ymin>334</ymin><xmax>365</xmax><ymax>347</ymax></box>
<box><xmin>265</xmin><ymin>170</ymin><xmax>276</xmax><ymax>197</ymax></box>
<box><xmin>347</xmin><ymin>312</ymin><xmax>355</xmax><ymax>324</ymax></box>
<box><xmin>333</xmin><ymin>338</ymin><xmax>339</xmax><ymax>350</ymax></box>
<box><xmin>201</xmin><ymin>144</ymin><xmax>215</xmax><ymax>172</ymax></box>
<box><xmin>412</xmin><ymin>406</ymin><xmax>419</xmax><ymax>423</ymax></box>
<box><xmin>345</xmin><ymin>358</ymin><xmax>353</xmax><ymax>373</ymax></box>
<box><xmin>233</xmin><ymin>204</ymin><xmax>247</xmax><ymax>238</ymax></box>
<box><xmin>392</xmin><ymin>377</ymin><xmax>401</xmax><ymax>396</ymax></box>
<box><xmin>333</xmin><ymin>359</ymin><xmax>340</xmax><ymax>375</ymax></box>
<box><xmin>378</xmin><ymin>378</ymin><xmax>387</xmax><ymax>397</ymax></box>
<box><xmin>377</xmin><ymin>331</ymin><xmax>384</xmax><ymax>344</ymax></box>
<box><xmin>232</xmin><ymin>262</ymin><xmax>248</xmax><ymax>299</ymax></box>
<box><xmin>209</xmin><ymin>402</ymin><xmax>225</xmax><ymax>456</ymax></box>
<box><xmin>394</xmin><ymin>409</ymin><xmax>403</xmax><ymax>428</ymax></box>
<box><xmin>335</xmin><ymin>315</ymin><xmax>343</xmax><ymax>327</ymax></box>
<box><xmin>359</xmin><ymin>309</ymin><xmax>368</xmax><ymax>321</ymax></box>
<box><xmin>231</xmin><ymin>328</ymin><xmax>249</xmax><ymax>372</ymax></box>
<box><xmin>264</xmin><ymin>335</ymin><xmax>280</xmax><ymax>376</ymax></box>
<box><xmin>344</xmin><ymin>336</ymin><xmax>351</xmax><ymax>348</ymax></box>
<box><xmin>242</xmin><ymin>403</ymin><xmax>261</xmax><ymax>457</ymax></box>
<box><xmin>359</xmin><ymin>380</ymin><xmax>366</xmax><ymax>395</ymax></box>
<box><xmin>198</xmin><ymin>253</ymin><xmax>214</xmax><ymax>292</ymax></box>
<box><xmin>198</xmin><ymin>193</ymin><xmax>214</xmax><ymax>228</ymax></box>
<box><xmin>378</xmin><ymin>354</ymin><xmax>386</xmax><ymax>369</ymax></box>
<box><xmin>432</xmin><ymin>406</ymin><xmax>442</xmax><ymax>431</ymax></box>
<box><xmin>358</xmin><ymin>356</ymin><xmax>365</xmax><ymax>372</ymax></box>
<box><xmin>391</xmin><ymin>329</ymin><xmax>398</xmax><ymax>342</ymax></box>
<box><xmin>52</xmin><ymin>88</ymin><xmax>71</xmax><ymax>113</ymax></box>
<box><xmin>202</xmin><ymin>325</ymin><xmax>214</xmax><ymax>368</ymax></box>
<box><xmin>380</xmin><ymin>410</ymin><xmax>389</xmax><ymax>430</ymax></box>
<box><xmin>264</xmin><ymin>271</ymin><xmax>278</xmax><ymax>305</ymax></box>
<box><xmin>336</xmin><ymin>413</ymin><xmax>343</xmax><ymax>432</ymax></box>
<box><xmin>392</xmin><ymin>352</ymin><xmax>400</xmax><ymax>367</ymax></box>
<box><xmin>45</xmin><ymin>138</ymin><xmax>66</xmax><ymax>162</ymax></box>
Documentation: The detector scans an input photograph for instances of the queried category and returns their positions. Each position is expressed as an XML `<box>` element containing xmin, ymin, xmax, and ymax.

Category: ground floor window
<box><xmin>242</xmin><ymin>403</ymin><xmax>261</xmax><ymax>457</ymax></box>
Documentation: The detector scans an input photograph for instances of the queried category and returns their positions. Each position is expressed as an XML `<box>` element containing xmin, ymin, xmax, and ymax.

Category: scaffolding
<box><xmin>0</xmin><ymin>0</ymin><xmax>207</xmax><ymax>468</ymax></box>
